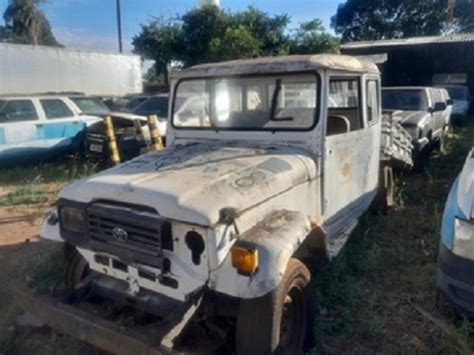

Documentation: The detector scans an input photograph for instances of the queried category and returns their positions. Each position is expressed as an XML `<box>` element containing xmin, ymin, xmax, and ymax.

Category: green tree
<box><xmin>179</xmin><ymin>5</ymin><xmax>232</xmax><ymax>66</ymax></box>
<box><xmin>332</xmin><ymin>0</ymin><xmax>473</xmax><ymax>42</ymax></box>
<box><xmin>132</xmin><ymin>19</ymin><xmax>180</xmax><ymax>84</ymax></box>
<box><xmin>233</xmin><ymin>6</ymin><xmax>290</xmax><ymax>55</ymax></box>
<box><xmin>2</xmin><ymin>0</ymin><xmax>60</xmax><ymax>46</ymax></box>
<box><xmin>289</xmin><ymin>19</ymin><xmax>340</xmax><ymax>54</ymax></box>
<box><xmin>209</xmin><ymin>25</ymin><xmax>262</xmax><ymax>61</ymax></box>
<box><xmin>451</xmin><ymin>0</ymin><xmax>474</xmax><ymax>33</ymax></box>
<box><xmin>133</xmin><ymin>6</ymin><xmax>335</xmax><ymax>84</ymax></box>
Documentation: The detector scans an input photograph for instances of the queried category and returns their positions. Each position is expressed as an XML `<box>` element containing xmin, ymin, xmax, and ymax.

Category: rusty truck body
<box><xmin>15</xmin><ymin>54</ymin><xmax>413</xmax><ymax>354</ymax></box>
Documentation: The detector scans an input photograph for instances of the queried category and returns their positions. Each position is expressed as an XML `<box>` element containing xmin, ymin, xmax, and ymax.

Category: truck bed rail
<box><xmin>380</xmin><ymin>113</ymin><xmax>414</xmax><ymax>168</ymax></box>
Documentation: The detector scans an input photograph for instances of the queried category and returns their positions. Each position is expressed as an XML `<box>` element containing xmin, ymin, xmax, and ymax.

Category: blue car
<box><xmin>437</xmin><ymin>148</ymin><xmax>474</xmax><ymax>315</ymax></box>
<box><xmin>0</xmin><ymin>95</ymin><xmax>100</xmax><ymax>165</ymax></box>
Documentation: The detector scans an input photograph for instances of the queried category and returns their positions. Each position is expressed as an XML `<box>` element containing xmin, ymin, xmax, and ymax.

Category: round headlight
<box><xmin>60</xmin><ymin>207</ymin><xmax>86</xmax><ymax>233</ymax></box>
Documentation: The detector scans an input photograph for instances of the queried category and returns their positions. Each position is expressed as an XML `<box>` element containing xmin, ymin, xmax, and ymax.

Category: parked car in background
<box><xmin>120</xmin><ymin>94</ymin><xmax>151</xmax><ymax>112</ymax></box>
<box><xmin>65</xmin><ymin>95</ymin><xmax>166</xmax><ymax>163</ymax></box>
<box><xmin>0</xmin><ymin>95</ymin><xmax>99</xmax><ymax>165</ymax></box>
<box><xmin>436</xmin><ymin>85</ymin><xmax>471</xmax><ymax>125</ymax></box>
<box><xmin>131</xmin><ymin>94</ymin><xmax>169</xmax><ymax>119</ymax></box>
<box><xmin>382</xmin><ymin>87</ymin><xmax>448</xmax><ymax>170</ymax></box>
<box><xmin>437</xmin><ymin>148</ymin><xmax>474</xmax><ymax>316</ymax></box>
<box><xmin>437</xmin><ymin>88</ymin><xmax>453</xmax><ymax>127</ymax></box>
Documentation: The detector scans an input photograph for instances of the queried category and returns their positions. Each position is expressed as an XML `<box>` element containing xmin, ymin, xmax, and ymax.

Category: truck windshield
<box><xmin>172</xmin><ymin>74</ymin><xmax>319</xmax><ymax>131</ymax></box>
<box><xmin>445</xmin><ymin>87</ymin><xmax>469</xmax><ymax>100</ymax></box>
<box><xmin>382</xmin><ymin>89</ymin><xmax>428</xmax><ymax>111</ymax></box>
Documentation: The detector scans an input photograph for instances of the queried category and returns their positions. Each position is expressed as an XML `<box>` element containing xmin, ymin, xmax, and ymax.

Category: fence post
<box><xmin>104</xmin><ymin>116</ymin><xmax>121</xmax><ymax>165</ymax></box>
<box><xmin>133</xmin><ymin>119</ymin><xmax>150</xmax><ymax>154</ymax></box>
<box><xmin>147</xmin><ymin>115</ymin><xmax>164</xmax><ymax>151</ymax></box>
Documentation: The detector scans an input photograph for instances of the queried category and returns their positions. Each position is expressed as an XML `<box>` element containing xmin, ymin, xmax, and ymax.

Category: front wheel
<box><xmin>64</xmin><ymin>243</ymin><xmax>90</xmax><ymax>287</ymax></box>
<box><xmin>236</xmin><ymin>258</ymin><xmax>311</xmax><ymax>355</ymax></box>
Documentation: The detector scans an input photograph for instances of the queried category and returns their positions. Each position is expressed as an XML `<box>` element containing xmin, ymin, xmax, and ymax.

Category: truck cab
<box><xmin>40</xmin><ymin>55</ymin><xmax>387</xmax><ymax>354</ymax></box>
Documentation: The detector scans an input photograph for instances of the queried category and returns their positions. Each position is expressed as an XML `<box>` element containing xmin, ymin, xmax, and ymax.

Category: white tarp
<box><xmin>0</xmin><ymin>43</ymin><xmax>143</xmax><ymax>96</ymax></box>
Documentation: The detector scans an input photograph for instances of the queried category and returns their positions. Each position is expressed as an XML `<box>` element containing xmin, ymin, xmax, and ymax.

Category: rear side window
<box><xmin>328</xmin><ymin>78</ymin><xmax>363</xmax><ymax>133</ymax></box>
<box><xmin>40</xmin><ymin>99</ymin><xmax>74</xmax><ymax>119</ymax></box>
<box><xmin>366</xmin><ymin>80</ymin><xmax>379</xmax><ymax>125</ymax></box>
<box><xmin>0</xmin><ymin>100</ymin><xmax>38</xmax><ymax>122</ymax></box>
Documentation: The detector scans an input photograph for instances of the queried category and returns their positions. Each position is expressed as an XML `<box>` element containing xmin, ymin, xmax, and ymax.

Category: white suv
<box><xmin>0</xmin><ymin>95</ymin><xmax>100</xmax><ymax>164</ymax></box>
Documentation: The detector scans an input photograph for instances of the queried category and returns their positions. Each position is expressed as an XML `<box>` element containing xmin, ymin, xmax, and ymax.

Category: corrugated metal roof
<box><xmin>341</xmin><ymin>33</ymin><xmax>474</xmax><ymax>49</ymax></box>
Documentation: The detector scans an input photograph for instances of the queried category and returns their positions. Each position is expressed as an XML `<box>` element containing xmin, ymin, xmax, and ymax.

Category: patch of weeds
<box><xmin>0</xmin><ymin>158</ymin><xmax>99</xmax><ymax>187</ymax></box>
<box><xmin>394</xmin><ymin>177</ymin><xmax>408</xmax><ymax>207</ymax></box>
<box><xmin>313</xmin><ymin>215</ymin><xmax>386</xmax><ymax>348</ymax></box>
<box><xmin>28</xmin><ymin>245</ymin><xmax>64</xmax><ymax>293</ymax></box>
<box><xmin>0</xmin><ymin>185</ymin><xmax>53</xmax><ymax>206</ymax></box>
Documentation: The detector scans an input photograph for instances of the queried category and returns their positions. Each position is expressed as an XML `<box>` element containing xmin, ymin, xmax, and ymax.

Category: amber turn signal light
<box><xmin>231</xmin><ymin>245</ymin><xmax>258</xmax><ymax>275</ymax></box>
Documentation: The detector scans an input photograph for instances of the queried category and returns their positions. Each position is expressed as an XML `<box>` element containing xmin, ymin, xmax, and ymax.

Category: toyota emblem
<box><xmin>112</xmin><ymin>227</ymin><xmax>128</xmax><ymax>242</ymax></box>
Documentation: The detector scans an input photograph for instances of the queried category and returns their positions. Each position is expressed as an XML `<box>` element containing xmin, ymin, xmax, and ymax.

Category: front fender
<box><xmin>40</xmin><ymin>208</ymin><xmax>63</xmax><ymax>243</ymax></box>
<box><xmin>209</xmin><ymin>210</ymin><xmax>311</xmax><ymax>299</ymax></box>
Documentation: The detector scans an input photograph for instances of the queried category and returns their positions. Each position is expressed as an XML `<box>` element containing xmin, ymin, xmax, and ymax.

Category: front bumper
<box><xmin>437</xmin><ymin>244</ymin><xmax>474</xmax><ymax>316</ymax></box>
<box><xmin>12</xmin><ymin>280</ymin><xmax>208</xmax><ymax>355</ymax></box>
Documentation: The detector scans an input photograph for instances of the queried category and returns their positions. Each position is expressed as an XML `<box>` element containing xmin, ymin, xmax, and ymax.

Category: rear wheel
<box><xmin>236</xmin><ymin>258</ymin><xmax>311</xmax><ymax>355</ymax></box>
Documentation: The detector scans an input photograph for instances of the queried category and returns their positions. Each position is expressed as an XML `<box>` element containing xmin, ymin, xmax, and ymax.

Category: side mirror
<box><xmin>447</xmin><ymin>99</ymin><xmax>453</xmax><ymax>105</ymax></box>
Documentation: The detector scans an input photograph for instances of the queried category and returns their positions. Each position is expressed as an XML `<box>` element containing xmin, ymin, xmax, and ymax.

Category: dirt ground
<box><xmin>0</xmin><ymin>124</ymin><xmax>473</xmax><ymax>354</ymax></box>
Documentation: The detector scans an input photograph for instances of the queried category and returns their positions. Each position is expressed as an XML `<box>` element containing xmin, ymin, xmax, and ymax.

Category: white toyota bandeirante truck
<box><xmin>16</xmin><ymin>55</ymin><xmax>412</xmax><ymax>355</ymax></box>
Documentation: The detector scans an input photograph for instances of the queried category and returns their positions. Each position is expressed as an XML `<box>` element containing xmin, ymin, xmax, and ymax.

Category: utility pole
<box><xmin>447</xmin><ymin>0</ymin><xmax>455</xmax><ymax>24</ymax></box>
<box><xmin>116</xmin><ymin>0</ymin><xmax>123</xmax><ymax>53</ymax></box>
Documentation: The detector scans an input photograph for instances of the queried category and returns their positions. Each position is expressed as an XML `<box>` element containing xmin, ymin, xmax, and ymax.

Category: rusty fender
<box><xmin>209</xmin><ymin>210</ymin><xmax>312</xmax><ymax>299</ymax></box>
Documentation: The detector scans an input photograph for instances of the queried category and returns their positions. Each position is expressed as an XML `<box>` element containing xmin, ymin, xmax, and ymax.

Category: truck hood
<box><xmin>59</xmin><ymin>142</ymin><xmax>317</xmax><ymax>226</ymax></box>
<box><xmin>384</xmin><ymin>110</ymin><xmax>429</xmax><ymax>126</ymax></box>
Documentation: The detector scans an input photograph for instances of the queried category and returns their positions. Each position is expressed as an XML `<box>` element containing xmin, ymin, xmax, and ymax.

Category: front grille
<box><xmin>86</xmin><ymin>202</ymin><xmax>171</xmax><ymax>268</ymax></box>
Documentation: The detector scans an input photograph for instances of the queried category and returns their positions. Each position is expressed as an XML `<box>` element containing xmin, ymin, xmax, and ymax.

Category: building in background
<box><xmin>341</xmin><ymin>34</ymin><xmax>474</xmax><ymax>96</ymax></box>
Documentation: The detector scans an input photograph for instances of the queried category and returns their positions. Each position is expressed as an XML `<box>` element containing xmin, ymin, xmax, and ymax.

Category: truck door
<box><xmin>322</xmin><ymin>75</ymin><xmax>380</xmax><ymax>233</ymax></box>
<box><xmin>0</xmin><ymin>99</ymin><xmax>40</xmax><ymax>155</ymax></box>
<box><xmin>38</xmin><ymin>98</ymin><xmax>85</xmax><ymax>150</ymax></box>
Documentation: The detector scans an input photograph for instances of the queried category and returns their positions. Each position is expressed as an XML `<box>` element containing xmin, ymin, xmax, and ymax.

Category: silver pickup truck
<box><xmin>16</xmin><ymin>54</ymin><xmax>413</xmax><ymax>355</ymax></box>
<box><xmin>382</xmin><ymin>86</ymin><xmax>449</xmax><ymax>170</ymax></box>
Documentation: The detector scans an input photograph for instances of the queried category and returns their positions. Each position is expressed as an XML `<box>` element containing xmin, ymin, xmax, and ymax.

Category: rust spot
<box><xmin>341</xmin><ymin>163</ymin><xmax>352</xmax><ymax>180</ymax></box>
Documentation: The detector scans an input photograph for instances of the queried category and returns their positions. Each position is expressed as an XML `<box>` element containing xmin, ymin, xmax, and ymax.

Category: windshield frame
<box><xmin>171</xmin><ymin>71</ymin><xmax>321</xmax><ymax>132</ymax></box>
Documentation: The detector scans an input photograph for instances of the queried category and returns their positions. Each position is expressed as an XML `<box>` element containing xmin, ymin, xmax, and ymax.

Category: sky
<box><xmin>0</xmin><ymin>0</ymin><xmax>344</xmax><ymax>53</ymax></box>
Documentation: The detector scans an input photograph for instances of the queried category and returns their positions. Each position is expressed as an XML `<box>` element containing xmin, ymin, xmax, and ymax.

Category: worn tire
<box><xmin>412</xmin><ymin>148</ymin><xmax>429</xmax><ymax>173</ymax></box>
<box><xmin>236</xmin><ymin>258</ymin><xmax>311</xmax><ymax>355</ymax></box>
<box><xmin>64</xmin><ymin>244</ymin><xmax>90</xmax><ymax>287</ymax></box>
<box><xmin>371</xmin><ymin>165</ymin><xmax>394</xmax><ymax>214</ymax></box>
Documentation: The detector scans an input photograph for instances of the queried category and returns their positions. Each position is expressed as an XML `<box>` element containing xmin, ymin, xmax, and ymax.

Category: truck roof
<box><xmin>172</xmin><ymin>54</ymin><xmax>379</xmax><ymax>79</ymax></box>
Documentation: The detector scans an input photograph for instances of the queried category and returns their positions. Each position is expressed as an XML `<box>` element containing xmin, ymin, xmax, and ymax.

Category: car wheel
<box><xmin>236</xmin><ymin>258</ymin><xmax>311</xmax><ymax>355</ymax></box>
<box><xmin>412</xmin><ymin>148</ymin><xmax>430</xmax><ymax>173</ymax></box>
<box><xmin>64</xmin><ymin>244</ymin><xmax>90</xmax><ymax>287</ymax></box>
